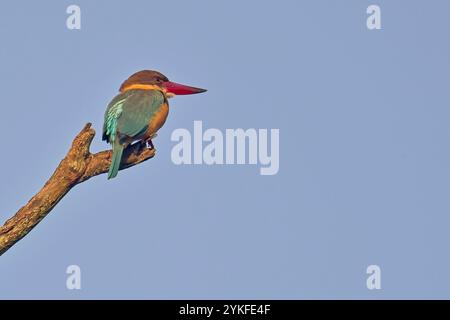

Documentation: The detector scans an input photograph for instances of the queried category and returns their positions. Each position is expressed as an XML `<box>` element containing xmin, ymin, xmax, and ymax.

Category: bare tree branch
<box><xmin>0</xmin><ymin>123</ymin><xmax>156</xmax><ymax>256</ymax></box>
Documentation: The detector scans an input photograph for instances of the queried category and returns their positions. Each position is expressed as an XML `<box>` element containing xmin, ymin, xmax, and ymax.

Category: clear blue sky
<box><xmin>1</xmin><ymin>0</ymin><xmax>450</xmax><ymax>299</ymax></box>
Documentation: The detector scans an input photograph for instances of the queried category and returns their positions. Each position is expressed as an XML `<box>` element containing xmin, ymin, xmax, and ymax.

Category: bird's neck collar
<box><xmin>121</xmin><ymin>84</ymin><xmax>164</xmax><ymax>93</ymax></box>
<box><xmin>120</xmin><ymin>84</ymin><xmax>175</xmax><ymax>99</ymax></box>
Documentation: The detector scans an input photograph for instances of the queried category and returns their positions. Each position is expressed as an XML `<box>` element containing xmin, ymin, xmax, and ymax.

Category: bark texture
<box><xmin>0</xmin><ymin>123</ymin><xmax>155</xmax><ymax>256</ymax></box>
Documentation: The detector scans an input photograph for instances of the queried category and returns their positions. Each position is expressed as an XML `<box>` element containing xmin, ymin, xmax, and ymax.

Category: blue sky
<box><xmin>1</xmin><ymin>0</ymin><xmax>450</xmax><ymax>299</ymax></box>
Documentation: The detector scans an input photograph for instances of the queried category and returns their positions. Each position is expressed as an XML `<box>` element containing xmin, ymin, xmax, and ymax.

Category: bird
<box><xmin>102</xmin><ymin>70</ymin><xmax>206</xmax><ymax>179</ymax></box>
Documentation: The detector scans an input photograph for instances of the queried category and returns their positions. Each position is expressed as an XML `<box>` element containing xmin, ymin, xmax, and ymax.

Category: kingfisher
<box><xmin>102</xmin><ymin>70</ymin><xmax>206</xmax><ymax>179</ymax></box>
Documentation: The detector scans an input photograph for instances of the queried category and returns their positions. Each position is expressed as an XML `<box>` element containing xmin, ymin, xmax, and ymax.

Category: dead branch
<box><xmin>0</xmin><ymin>123</ymin><xmax>155</xmax><ymax>256</ymax></box>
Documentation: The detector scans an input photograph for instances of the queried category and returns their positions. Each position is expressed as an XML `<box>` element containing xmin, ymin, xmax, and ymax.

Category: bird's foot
<box><xmin>146</xmin><ymin>139</ymin><xmax>155</xmax><ymax>150</ymax></box>
<box><xmin>145</xmin><ymin>134</ymin><xmax>157</xmax><ymax>150</ymax></box>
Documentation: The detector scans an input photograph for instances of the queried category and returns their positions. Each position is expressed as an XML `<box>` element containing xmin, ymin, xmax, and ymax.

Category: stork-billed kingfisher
<box><xmin>103</xmin><ymin>70</ymin><xmax>206</xmax><ymax>179</ymax></box>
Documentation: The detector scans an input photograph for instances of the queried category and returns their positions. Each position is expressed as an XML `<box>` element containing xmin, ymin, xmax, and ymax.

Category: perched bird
<box><xmin>103</xmin><ymin>70</ymin><xmax>206</xmax><ymax>179</ymax></box>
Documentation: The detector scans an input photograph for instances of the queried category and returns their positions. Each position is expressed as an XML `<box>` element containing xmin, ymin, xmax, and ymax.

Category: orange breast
<box><xmin>147</xmin><ymin>102</ymin><xmax>169</xmax><ymax>137</ymax></box>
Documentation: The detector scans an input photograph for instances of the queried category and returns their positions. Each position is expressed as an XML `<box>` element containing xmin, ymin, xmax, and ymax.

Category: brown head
<box><xmin>119</xmin><ymin>70</ymin><xmax>207</xmax><ymax>98</ymax></box>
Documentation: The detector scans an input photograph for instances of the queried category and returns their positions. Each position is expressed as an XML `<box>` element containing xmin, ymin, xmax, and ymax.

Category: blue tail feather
<box><xmin>108</xmin><ymin>140</ymin><xmax>124</xmax><ymax>179</ymax></box>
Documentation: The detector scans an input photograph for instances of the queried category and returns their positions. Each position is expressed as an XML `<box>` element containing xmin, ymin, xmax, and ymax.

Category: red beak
<box><xmin>163</xmin><ymin>81</ymin><xmax>207</xmax><ymax>95</ymax></box>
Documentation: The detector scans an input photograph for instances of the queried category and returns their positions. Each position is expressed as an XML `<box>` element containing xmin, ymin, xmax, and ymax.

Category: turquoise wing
<box><xmin>103</xmin><ymin>93</ymin><xmax>128</xmax><ymax>143</ymax></box>
<box><xmin>103</xmin><ymin>89</ymin><xmax>165</xmax><ymax>144</ymax></box>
